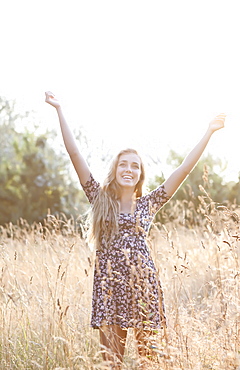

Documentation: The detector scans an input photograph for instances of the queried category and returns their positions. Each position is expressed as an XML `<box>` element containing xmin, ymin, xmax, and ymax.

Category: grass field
<box><xmin>0</xmin><ymin>196</ymin><xmax>239</xmax><ymax>369</ymax></box>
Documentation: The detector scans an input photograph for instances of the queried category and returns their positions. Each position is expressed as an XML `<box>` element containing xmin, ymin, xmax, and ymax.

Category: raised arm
<box><xmin>162</xmin><ymin>113</ymin><xmax>226</xmax><ymax>197</ymax></box>
<box><xmin>45</xmin><ymin>91</ymin><xmax>90</xmax><ymax>185</ymax></box>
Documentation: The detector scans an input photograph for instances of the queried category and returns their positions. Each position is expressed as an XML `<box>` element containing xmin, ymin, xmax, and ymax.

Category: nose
<box><xmin>125</xmin><ymin>165</ymin><xmax>132</xmax><ymax>173</ymax></box>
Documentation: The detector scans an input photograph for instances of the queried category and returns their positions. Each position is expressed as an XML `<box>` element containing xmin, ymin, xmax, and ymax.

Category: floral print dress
<box><xmin>82</xmin><ymin>174</ymin><xmax>170</xmax><ymax>329</ymax></box>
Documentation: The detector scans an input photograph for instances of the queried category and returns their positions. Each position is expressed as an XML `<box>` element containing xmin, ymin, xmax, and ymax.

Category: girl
<box><xmin>45</xmin><ymin>91</ymin><xmax>225</xmax><ymax>368</ymax></box>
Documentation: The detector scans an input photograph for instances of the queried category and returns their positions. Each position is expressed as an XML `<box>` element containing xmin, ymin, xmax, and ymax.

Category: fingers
<box><xmin>45</xmin><ymin>91</ymin><xmax>61</xmax><ymax>109</ymax></box>
<box><xmin>45</xmin><ymin>91</ymin><xmax>55</xmax><ymax>99</ymax></box>
<box><xmin>209</xmin><ymin>113</ymin><xmax>225</xmax><ymax>132</ymax></box>
<box><xmin>216</xmin><ymin>113</ymin><xmax>226</xmax><ymax>119</ymax></box>
<box><xmin>45</xmin><ymin>91</ymin><xmax>57</xmax><ymax>106</ymax></box>
<box><xmin>215</xmin><ymin>113</ymin><xmax>226</xmax><ymax>125</ymax></box>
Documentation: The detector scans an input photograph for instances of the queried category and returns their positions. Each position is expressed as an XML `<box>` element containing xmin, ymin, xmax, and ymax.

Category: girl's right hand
<box><xmin>45</xmin><ymin>91</ymin><xmax>61</xmax><ymax>109</ymax></box>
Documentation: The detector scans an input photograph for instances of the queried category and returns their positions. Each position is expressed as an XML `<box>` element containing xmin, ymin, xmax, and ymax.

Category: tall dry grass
<box><xmin>0</xmin><ymin>192</ymin><xmax>239</xmax><ymax>369</ymax></box>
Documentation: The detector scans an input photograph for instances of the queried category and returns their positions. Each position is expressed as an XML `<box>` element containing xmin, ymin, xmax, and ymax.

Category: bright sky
<box><xmin>1</xmin><ymin>0</ymin><xmax>240</xmax><ymax>182</ymax></box>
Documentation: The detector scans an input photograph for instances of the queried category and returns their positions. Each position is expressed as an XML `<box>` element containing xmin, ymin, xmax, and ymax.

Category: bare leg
<box><xmin>134</xmin><ymin>329</ymin><xmax>158</xmax><ymax>368</ymax></box>
<box><xmin>99</xmin><ymin>325</ymin><xmax>127</xmax><ymax>369</ymax></box>
<box><xmin>134</xmin><ymin>329</ymin><xmax>151</xmax><ymax>357</ymax></box>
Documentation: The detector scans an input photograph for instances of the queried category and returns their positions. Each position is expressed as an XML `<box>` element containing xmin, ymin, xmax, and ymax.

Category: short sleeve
<box><xmin>143</xmin><ymin>185</ymin><xmax>170</xmax><ymax>216</ymax></box>
<box><xmin>81</xmin><ymin>173</ymin><xmax>100</xmax><ymax>204</ymax></box>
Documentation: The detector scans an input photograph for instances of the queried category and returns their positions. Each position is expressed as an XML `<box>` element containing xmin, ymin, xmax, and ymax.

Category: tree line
<box><xmin>0</xmin><ymin>96</ymin><xmax>239</xmax><ymax>226</ymax></box>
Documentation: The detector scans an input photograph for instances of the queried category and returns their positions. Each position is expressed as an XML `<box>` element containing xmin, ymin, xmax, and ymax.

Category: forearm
<box><xmin>180</xmin><ymin>128</ymin><xmax>213</xmax><ymax>174</ymax></box>
<box><xmin>56</xmin><ymin>107</ymin><xmax>90</xmax><ymax>184</ymax></box>
<box><xmin>56</xmin><ymin>107</ymin><xmax>79</xmax><ymax>156</ymax></box>
<box><xmin>163</xmin><ymin>114</ymin><xmax>225</xmax><ymax>197</ymax></box>
<box><xmin>163</xmin><ymin>128</ymin><xmax>213</xmax><ymax>197</ymax></box>
<box><xmin>45</xmin><ymin>91</ymin><xmax>90</xmax><ymax>184</ymax></box>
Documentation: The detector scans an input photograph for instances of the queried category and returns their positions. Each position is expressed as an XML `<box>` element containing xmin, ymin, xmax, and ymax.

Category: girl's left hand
<box><xmin>209</xmin><ymin>113</ymin><xmax>226</xmax><ymax>133</ymax></box>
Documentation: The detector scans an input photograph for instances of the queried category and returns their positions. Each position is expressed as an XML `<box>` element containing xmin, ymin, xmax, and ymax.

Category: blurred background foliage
<box><xmin>0</xmin><ymin>96</ymin><xmax>87</xmax><ymax>225</ymax></box>
<box><xmin>0</xmin><ymin>95</ymin><xmax>239</xmax><ymax>226</ymax></box>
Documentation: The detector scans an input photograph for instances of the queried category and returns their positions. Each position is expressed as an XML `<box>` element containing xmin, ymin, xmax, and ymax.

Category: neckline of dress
<box><xmin>119</xmin><ymin>198</ymin><xmax>139</xmax><ymax>215</ymax></box>
<box><xmin>119</xmin><ymin>206</ymin><xmax>138</xmax><ymax>216</ymax></box>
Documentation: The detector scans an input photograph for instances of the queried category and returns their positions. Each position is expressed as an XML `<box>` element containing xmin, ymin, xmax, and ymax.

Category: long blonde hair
<box><xmin>88</xmin><ymin>149</ymin><xmax>145</xmax><ymax>250</ymax></box>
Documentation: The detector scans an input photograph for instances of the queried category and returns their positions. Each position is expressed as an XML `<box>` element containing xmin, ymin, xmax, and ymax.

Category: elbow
<box><xmin>179</xmin><ymin>163</ymin><xmax>191</xmax><ymax>177</ymax></box>
<box><xmin>68</xmin><ymin>150</ymin><xmax>79</xmax><ymax>159</ymax></box>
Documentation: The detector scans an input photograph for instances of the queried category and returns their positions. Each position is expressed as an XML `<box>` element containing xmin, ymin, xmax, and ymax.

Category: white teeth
<box><xmin>123</xmin><ymin>176</ymin><xmax>132</xmax><ymax>179</ymax></box>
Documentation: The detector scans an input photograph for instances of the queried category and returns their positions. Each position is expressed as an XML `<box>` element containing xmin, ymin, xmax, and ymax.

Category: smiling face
<box><xmin>115</xmin><ymin>153</ymin><xmax>142</xmax><ymax>191</ymax></box>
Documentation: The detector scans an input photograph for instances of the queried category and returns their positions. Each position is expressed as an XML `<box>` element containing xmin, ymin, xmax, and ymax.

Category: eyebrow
<box><xmin>119</xmin><ymin>160</ymin><xmax>140</xmax><ymax>165</ymax></box>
